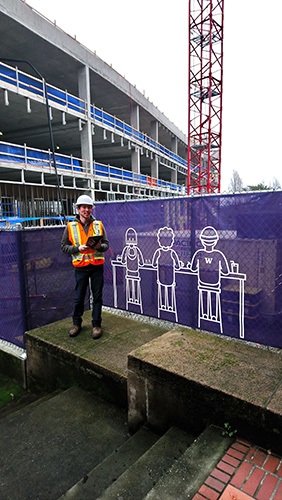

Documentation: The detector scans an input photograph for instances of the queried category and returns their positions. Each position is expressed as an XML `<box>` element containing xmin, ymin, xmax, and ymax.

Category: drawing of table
<box><xmin>111</xmin><ymin>259</ymin><xmax>246</xmax><ymax>339</ymax></box>
<box><xmin>174</xmin><ymin>268</ymin><xmax>246</xmax><ymax>339</ymax></box>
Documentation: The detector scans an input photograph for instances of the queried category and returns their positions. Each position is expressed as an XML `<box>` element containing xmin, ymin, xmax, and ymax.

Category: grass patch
<box><xmin>0</xmin><ymin>376</ymin><xmax>26</xmax><ymax>410</ymax></box>
<box><xmin>173</xmin><ymin>340</ymin><xmax>183</xmax><ymax>347</ymax></box>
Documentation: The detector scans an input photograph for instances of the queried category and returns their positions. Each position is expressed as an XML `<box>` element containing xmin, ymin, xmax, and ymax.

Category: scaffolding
<box><xmin>188</xmin><ymin>0</ymin><xmax>224</xmax><ymax>194</ymax></box>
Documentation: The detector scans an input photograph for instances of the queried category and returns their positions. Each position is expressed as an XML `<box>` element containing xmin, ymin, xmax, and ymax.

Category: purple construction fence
<box><xmin>1</xmin><ymin>191</ymin><xmax>282</xmax><ymax>350</ymax></box>
<box><xmin>0</xmin><ymin>227</ymin><xmax>74</xmax><ymax>348</ymax></box>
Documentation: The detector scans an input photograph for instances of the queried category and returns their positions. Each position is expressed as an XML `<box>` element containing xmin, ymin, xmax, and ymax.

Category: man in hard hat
<box><xmin>61</xmin><ymin>194</ymin><xmax>109</xmax><ymax>339</ymax></box>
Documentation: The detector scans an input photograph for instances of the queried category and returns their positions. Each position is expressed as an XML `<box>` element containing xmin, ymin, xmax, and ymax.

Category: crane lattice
<box><xmin>188</xmin><ymin>0</ymin><xmax>224</xmax><ymax>194</ymax></box>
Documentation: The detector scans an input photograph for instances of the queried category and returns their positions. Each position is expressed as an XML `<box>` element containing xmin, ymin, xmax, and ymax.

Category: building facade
<box><xmin>0</xmin><ymin>0</ymin><xmax>188</xmax><ymax>221</ymax></box>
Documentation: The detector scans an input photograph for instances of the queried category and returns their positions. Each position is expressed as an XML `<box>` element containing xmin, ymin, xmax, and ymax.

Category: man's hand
<box><xmin>78</xmin><ymin>241</ymin><xmax>101</xmax><ymax>252</ymax></box>
<box><xmin>78</xmin><ymin>244</ymin><xmax>89</xmax><ymax>252</ymax></box>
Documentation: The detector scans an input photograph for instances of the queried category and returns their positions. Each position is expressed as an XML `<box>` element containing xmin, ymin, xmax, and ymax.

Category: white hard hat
<box><xmin>76</xmin><ymin>195</ymin><xmax>94</xmax><ymax>206</ymax></box>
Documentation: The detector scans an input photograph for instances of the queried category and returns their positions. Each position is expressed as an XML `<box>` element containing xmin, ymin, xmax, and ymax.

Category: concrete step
<box><xmin>143</xmin><ymin>425</ymin><xmax>234</xmax><ymax>500</ymax></box>
<box><xmin>0</xmin><ymin>389</ymin><xmax>62</xmax><ymax>420</ymax></box>
<box><xmin>59</xmin><ymin>426</ymin><xmax>160</xmax><ymax>500</ymax></box>
<box><xmin>96</xmin><ymin>426</ymin><xmax>196</xmax><ymax>500</ymax></box>
<box><xmin>0</xmin><ymin>386</ymin><xmax>130</xmax><ymax>500</ymax></box>
<box><xmin>0</xmin><ymin>384</ymin><xmax>234</xmax><ymax>500</ymax></box>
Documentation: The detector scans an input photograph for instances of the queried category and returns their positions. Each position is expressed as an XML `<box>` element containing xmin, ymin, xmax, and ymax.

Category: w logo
<box><xmin>205</xmin><ymin>257</ymin><xmax>213</xmax><ymax>264</ymax></box>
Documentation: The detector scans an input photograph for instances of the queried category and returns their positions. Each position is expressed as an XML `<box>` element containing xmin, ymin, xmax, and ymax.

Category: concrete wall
<box><xmin>25</xmin><ymin>333</ymin><xmax>127</xmax><ymax>408</ymax></box>
<box><xmin>0</xmin><ymin>341</ymin><xmax>27</xmax><ymax>388</ymax></box>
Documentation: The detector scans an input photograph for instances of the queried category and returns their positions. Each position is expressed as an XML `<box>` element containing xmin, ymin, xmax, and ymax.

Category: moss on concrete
<box><xmin>0</xmin><ymin>376</ymin><xmax>26</xmax><ymax>410</ymax></box>
<box><xmin>27</xmin><ymin>311</ymin><xmax>168</xmax><ymax>377</ymax></box>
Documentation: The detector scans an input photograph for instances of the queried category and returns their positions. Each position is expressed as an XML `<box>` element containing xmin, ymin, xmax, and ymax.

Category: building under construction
<box><xmin>0</xmin><ymin>0</ymin><xmax>189</xmax><ymax>222</ymax></box>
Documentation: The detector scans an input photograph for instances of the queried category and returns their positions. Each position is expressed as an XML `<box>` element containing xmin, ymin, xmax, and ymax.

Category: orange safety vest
<box><xmin>68</xmin><ymin>220</ymin><xmax>105</xmax><ymax>267</ymax></box>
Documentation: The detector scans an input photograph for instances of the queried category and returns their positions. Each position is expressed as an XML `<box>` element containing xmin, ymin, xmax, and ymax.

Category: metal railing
<box><xmin>94</xmin><ymin>162</ymin><xmax>186</xmax><ymax>194</ymax></box>
<box><xmin>0</xmin><ymin>141</ymin><xmax>187</xmax><ymax>195</ymax></box>
<box><xmin>0</xmin><ymin>61</ymin><xmax>187</xmax><ymax>171</ymax></box>
<box><xmin>0</xmin><ymin>140</ymin><xmax>85</xmax><ymax>173</ymax></box>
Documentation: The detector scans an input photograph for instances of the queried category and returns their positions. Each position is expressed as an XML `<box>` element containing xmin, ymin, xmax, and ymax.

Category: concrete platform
<box><xmin>25</xmin><ymin>310</ymin><xmax>168</xmax><ymax>408</ymax></box>
<box><xmin>128</xmin><ymin>326</ymin><xmax>282</xmax><ymax>452</ymax></box>
<box><xmin>25</xmin><ymin>309</ymin><xmax>282</xmax><ymax>452</ymax></box>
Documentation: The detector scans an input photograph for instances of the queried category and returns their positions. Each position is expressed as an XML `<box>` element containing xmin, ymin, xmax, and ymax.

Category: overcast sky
<box><xmin>27</xmin><ymin>0</ymin><xmax>282</xmax><ymax>191</ymax></box>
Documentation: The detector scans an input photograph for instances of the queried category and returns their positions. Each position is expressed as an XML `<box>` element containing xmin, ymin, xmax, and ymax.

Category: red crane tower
<box><xmin>188</xmin><ymin>0</ymin><xmax>224</xmax><ymax>194</ymax></box>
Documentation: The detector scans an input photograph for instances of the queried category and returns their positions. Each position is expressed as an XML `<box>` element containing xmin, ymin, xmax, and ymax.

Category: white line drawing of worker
<box><xmin>152</xmin><ymin>226</ymin><xmax>184</xmax><ymax>322</ymax></box>
<box><xmin>118</xmin><ymin>227</ymin><xmax>145</xmax><ymax>313</ymax></box>
<box><xmin>188</xmin><ymin>226</ymin><xmax>230</xmax><ymax>333</ymax></box>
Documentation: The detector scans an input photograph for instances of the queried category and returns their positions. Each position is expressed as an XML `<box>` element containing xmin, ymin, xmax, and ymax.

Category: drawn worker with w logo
<box><xmin>190</xmin><ymin>226</ymin><xmax>230</xmax><ymax>332</ymax></box>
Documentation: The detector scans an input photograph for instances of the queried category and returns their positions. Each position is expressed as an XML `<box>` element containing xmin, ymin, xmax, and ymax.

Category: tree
<box><xmin>228</xmin><ymin>170</ymin><xmax>244</xmax><ymax>193</ymax></box>
<box><xmin>272</xmin><ymin>177</ymin><xmax>281</xmax><ymax>190</ymax></box>
<box><xmin>244</xmin><ymin>182</ymin><xmax>270</xmax><ymax>192</ymax></box>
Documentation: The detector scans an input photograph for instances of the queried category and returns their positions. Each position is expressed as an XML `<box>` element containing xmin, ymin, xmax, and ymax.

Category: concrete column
<box><xmin>131</xmin><ymin>103</ymin><xmax>140</xmax><ymax>130</ymax></box>
<box><xmin>151</xmin><ymin>120</ymin><xmax>159</xmax><ymax>179</ymax></box>
<box><xmin>171</xmin><ymin>136</ymin><xmax>178</xmax><ymax>185</ymax></box>
<box><xmin>78</xmin><ymin>66</ymin><xmax>95</xmax><ymax>198</ymax></box>
<box><xmin>131</xmin><ymin>104</ymin><xmax>140</xmax><ymax>174</ymax></box>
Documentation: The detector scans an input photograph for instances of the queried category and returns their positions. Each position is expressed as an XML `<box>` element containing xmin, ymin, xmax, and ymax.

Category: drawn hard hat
<box><xmin>200</xmin><ymin>226</ymin><xmax>218</xmax><ymax>243</ymax></box>
<box><xmin>125</xmin><ymin>227</ymin><xmax>137</xmax><ymax>245</ymax></box>
<box><xmin>76</xmin><ymin>195</ymin><xmax>94</xmax><ymax>206</ymax></box>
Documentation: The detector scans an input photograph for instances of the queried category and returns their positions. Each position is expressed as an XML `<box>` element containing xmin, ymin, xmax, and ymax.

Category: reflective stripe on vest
<box><xmin>68</xmin><ymin>220</ymin><xmax>105</xmax><ymax>267</ymax></box>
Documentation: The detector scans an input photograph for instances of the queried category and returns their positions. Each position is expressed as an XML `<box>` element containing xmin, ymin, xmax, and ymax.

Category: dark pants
<box><xmin>73</xmin><ymin>264</ymin><xmax>104</xmax><ymax>328</ymax></box>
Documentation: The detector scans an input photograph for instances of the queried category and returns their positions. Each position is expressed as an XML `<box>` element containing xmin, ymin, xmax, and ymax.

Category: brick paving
<box><xmin>193</xmin><ymin>438</ymin><xmax>282</xmax><ymax>500</ymax></box>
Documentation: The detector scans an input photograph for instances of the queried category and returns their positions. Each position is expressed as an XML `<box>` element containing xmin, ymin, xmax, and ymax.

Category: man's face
<box><xmin>77</xmin><ymin>204</ymin><xmax>92</xmax><ymax>222</ymax></box>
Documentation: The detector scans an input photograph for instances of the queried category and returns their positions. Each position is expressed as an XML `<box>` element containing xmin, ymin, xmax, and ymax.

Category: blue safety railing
<box><xmin>0</xmin><ymin>61</ymin><xmax>187</xmax><ymax>170</ymax></box>
<box><xmin>0</xmin><ymin>141</ymin><xmax>83</xmax><ymax>172</ymax></box>
<box><xmin>90</xmin><ymin>105</ymin><xmax>187</xmax><ymax>169</ymax></box>
<box><xmin>0</xmin><ymin>63</ymin><xmax>86</xmax><ymax>115</ymax></box>
<box><xmin>0</xmin><ymin>141</ymin><xmax>187</xmax><ymax>195</ymax></box>
<box><xmin>93</xmin><ymin>162</ymin><xmax>185</xmax><ymax>194</ymax></box>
